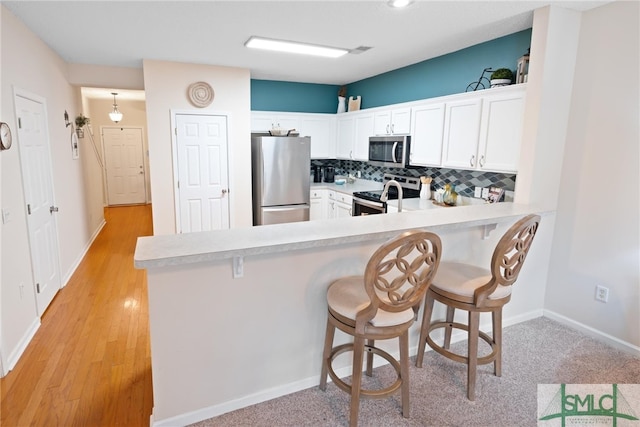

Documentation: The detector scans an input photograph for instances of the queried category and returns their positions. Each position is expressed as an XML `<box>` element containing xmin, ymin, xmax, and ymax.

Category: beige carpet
<box><xmin>190</xmin><ymin>317</ymin><xmax>640</xmax><ymax>426</ymax></box>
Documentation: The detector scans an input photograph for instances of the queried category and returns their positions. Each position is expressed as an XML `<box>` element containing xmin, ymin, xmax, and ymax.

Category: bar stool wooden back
<box><xmin>416</xmin><ymin>214</ymin><xmax>540</xmax><ymax>400</ymax></box>
<box><xmin>319</xmin><ymin>230</ymin><xmax>442</xmax><ymax>427</ymax></box>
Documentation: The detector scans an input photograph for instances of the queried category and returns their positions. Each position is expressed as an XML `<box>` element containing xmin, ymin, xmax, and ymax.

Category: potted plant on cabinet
<box><xmin>490</xmin><ymin>68</ymin><xmax>514</xmax><ymax>88</ymax></box>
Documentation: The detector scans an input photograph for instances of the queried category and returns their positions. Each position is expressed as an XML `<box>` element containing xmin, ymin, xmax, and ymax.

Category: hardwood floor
<box><xmin>1</xmin><ymin>205</ymin><xmax>154</xmax><ymax>427</ymax></box>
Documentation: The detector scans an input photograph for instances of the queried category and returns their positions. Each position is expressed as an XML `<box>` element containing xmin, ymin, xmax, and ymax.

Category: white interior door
<box><xmin>103</xmin><ymin>127</ymin><xmax>146</xmax><ymax>205</ymax></box>
<box><xmin>175</xmin><ymin>114</ymin><xmax>229</xmax><ymax>233</ymax></box>
<box><xmin>15</xmin><ymin>93</ymin><xmax>61</xmax><ymax>316</ymax></box>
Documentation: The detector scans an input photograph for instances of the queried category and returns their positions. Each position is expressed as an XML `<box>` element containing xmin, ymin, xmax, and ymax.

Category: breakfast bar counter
<box><xmin>135</xmin><ymin>202</ymin><xmax>543</xmax><ymax>269</ymax></box>
<box><xmin>135</xmin><ymin>203</ymin><xmax>553</xmax><ymax>427</ymax></box>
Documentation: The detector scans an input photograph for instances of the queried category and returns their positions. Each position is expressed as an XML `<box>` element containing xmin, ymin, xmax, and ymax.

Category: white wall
<box><xmin>544</xmin><ymin>1</ymin><xmax>640</xmax><ymax>347</ymax></box>
<box><xmin>142</xmin><ymin>60</ymin><xmax>252</xmax><ymax>235</ymax></box>
<box><xmin>0</xmin><ymin>5</ymin><xmax>105</xmax><ymax>373</ymax></box>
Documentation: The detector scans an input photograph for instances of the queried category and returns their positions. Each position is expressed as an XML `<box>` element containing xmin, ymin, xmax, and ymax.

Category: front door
<box><xmin>175</xmin><ymin>114</ymin><xmax>229</xmax><ymax>233</ymax></box>
<box><xmin>15</xmin><ymin>92</ymin><xmax>62</xmax><ymax>316</ymax></box>
<box><xmin>103</xmin><ymin>127</ymin><xmax>146</xmax><ymax>205</ymax></box>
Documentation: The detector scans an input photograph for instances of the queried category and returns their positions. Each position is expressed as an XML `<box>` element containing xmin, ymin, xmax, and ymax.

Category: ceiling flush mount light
<box><xmin>387</xmin><ymin>0</ymin><xmax>414</xmax><ymax>8</ymax></box>
<box><xmin>245</xmin><ymin>36</ymin><xmax>348</xmax><ymax>58</ymax></box>
<box><xmin>109</xmin><ymin>92</ymin><xmax>123</xmax><ymax>123</ymax></box>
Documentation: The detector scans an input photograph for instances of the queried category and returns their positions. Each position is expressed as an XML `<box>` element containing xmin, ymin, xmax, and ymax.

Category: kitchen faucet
<box><xmin>380</xmin><ymin>179</ymin><xmax>403</xmax><ymax>212</ymax></box>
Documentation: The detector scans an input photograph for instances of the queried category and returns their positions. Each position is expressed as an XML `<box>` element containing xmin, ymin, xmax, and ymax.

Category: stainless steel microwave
<box><xmin>368</xmin><ymin>135</ymin><xmax>411</xmax><ymax>168</ymax></box>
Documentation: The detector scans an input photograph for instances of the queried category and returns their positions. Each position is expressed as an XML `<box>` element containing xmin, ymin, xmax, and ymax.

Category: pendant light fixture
<box><xmin>109</xmin><ymin>92</ymin><xmax>123</xmax><ymax>123</ymax></box>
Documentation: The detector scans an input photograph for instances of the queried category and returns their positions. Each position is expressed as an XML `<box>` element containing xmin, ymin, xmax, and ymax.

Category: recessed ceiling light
<box><xmin>387</xmin><ymin>0</ymin><xmax>414</xmax><ymax>8</ymax></box>
<box><xmin>245</xmin><ymin>36</ymin><xmax>349</xmax><ymax>58</ymax></box>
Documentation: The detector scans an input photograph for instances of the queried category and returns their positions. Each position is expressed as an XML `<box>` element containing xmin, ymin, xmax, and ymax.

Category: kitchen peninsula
<box><xmin>135</xmin><ymin>202</ymin><xmax>551</xmax><ymax>426</ymax></box>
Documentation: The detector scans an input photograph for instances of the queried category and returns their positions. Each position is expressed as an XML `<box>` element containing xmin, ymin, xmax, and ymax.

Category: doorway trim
<box><xmin>170</xmin><ymin>109</ymin><xmax>233</xmax><ymax>234</ymax></box>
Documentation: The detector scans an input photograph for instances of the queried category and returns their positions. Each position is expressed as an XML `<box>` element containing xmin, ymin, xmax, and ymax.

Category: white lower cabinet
<box><xmin>310</xmin><ymin>189</ymin><xmax>327</xmax><ymax>220</ymax></box>
<box><xmin>334</xmin><ymin>192</ymin><xmax>353</xmax><ymax>218</ymax></box>
<box><xmin>325</xmin><ymin>190</ymin><xmax>352</xmax><ymax>219</ymax></box>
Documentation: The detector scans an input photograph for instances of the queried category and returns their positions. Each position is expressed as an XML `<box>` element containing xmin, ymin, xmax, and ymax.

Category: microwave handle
<box><xmin>392</xmin><ymin>141</ymin><xmax>398</xmax><ymax>163</ymax></box>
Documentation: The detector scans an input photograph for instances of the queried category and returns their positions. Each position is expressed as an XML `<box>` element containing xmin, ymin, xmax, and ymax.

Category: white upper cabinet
<box><xmin>441</xmin><ymin>86</ymin><xmax>525</xmax><ymax>172</ymax></box>
<box><xmin>336</xmin><ymin>111</ymin><xmax>373</xmax><ymax>161</ymax></box>
<box><xmin>441</xmin><ymin>97</ymin><xmax>483</xmax><ymax>169</ymax></box>
<box><xmin>477</xmin><ymin>89</ymin><xmax>525</xmax><ymax>173</ymax></box>
<box><xmin>251</xmin><ymin>111</ymin><xmax>336</xmax><ymax>159</ymax></box>
<box><xmin>409</xmin><ymin>102</ymin><xmax>445</xmax><ymax>166</ymax></box>
<box><xmin>336</xmin><ymin>115</ymin><xmax>355</xmax><ymax>159</ymax></box>
<box><xmin>251</xmin><ymin>112</ymin><xmax>300</xmax><ymax>133</ymax></box>
<box><xmin>353</xmin><ymin>112</ymin><xmax>374</xmax><ymax>161</ymax></box>
<box><xmin>373</xmin><ymin>107</ymin><xmax>411</xmax><ymax>135</ymax></box>
<box><xmin>298</xmin><ymin>114</ymin><xmax>336</xmax><ymax>159</ymax></box>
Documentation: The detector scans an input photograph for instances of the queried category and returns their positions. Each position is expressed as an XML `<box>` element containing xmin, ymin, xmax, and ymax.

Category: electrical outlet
<box><xmin>474</xmin><ymin>187</ymin><xmax>482</xmax><ymax>198</ymax></box>
<box><xmin>481</xmin><ymin>188</ymin><xmax>490</xmax><ymax>199</ymax></box>
<box><xmin>595</xmin><ymin>285</ymin><xmax>609</xmax><ymax>303</ymax></box>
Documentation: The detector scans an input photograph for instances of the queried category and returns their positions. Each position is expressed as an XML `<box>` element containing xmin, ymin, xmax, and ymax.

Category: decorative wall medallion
<box><xmin>187</xmin><ymin>81</ymin><xmax>214</xmax><ymax>107</ymax></box>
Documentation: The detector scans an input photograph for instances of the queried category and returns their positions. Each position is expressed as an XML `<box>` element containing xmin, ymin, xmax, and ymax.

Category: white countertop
<box><xmin>134</xmin><ymin>202</ymin><xmax>550</xmax><ymax>269</ymax></box>
<box><xmin>310</xmin><ymin>178</ymin><xmax>382</xmax><ymax>195</ymax></box>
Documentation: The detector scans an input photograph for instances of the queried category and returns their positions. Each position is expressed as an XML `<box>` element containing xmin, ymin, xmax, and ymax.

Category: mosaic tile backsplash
<box><xmin>311</xmin><ymin>159</ymin><xmax>516</xmax><ymax>198</ymax></box>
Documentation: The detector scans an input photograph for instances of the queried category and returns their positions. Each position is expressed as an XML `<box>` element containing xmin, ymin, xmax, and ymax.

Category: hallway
<box><xmin>1</xmin><ymin>205</ymin><xmax>153</xmax><ymax>426</ymax></box>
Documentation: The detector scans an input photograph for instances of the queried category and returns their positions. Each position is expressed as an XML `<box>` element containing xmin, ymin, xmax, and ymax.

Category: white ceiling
<box><xmin>5</xmin><ymin>1</ymin><xmax>609</xmax><ymax>96</ymax></box>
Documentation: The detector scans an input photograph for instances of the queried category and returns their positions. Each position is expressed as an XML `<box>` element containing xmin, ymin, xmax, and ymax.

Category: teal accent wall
<box><xmin>348</xmin><ymin>29</ymin><xmax>532</xmax><ymax>109</ymax></box>
<box><xmin>250</xmin><ymin>80</ymin><xmax>339</xmax><ymax>113</ymax></box>
<box><xmin>250</xmin><ymin>28</ymin><xmax>531</xmax><ymax>112</ymax></box>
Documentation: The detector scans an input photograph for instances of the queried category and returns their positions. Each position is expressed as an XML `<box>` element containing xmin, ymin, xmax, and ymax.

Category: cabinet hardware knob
<box><xmin>470</xmin><ymin>155</ymin><xmax>475</xmax><ymax>167</ymax></box>
<box><xmin>479</xmin><ymin>155</ymin><xmax>485</xmax><ymax>167</ymax></box>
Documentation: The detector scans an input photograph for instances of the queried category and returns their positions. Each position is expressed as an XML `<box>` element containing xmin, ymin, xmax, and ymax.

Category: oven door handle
<box><xmin>353</xmin><ymin>197</ymin><xmax>385</xmax><ymax>209</ymax></box>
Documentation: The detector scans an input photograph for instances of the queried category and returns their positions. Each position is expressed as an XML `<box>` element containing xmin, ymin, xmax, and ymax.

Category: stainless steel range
<box><xmin>352</xmin><ymin>173</ymin><xmax>422</xmax><ymax>216</ymax></box>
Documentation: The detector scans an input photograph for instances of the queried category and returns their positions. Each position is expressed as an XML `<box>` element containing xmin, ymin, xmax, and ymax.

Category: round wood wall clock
<box><xmin>187</xmin><ymin>81</ymin><xmax>214</xmax><ymax>108</ymax></box>
<box><xmin>0</xmin><ymin>122</ymin><xmax>12</xmax><ymax>150</ymax></box>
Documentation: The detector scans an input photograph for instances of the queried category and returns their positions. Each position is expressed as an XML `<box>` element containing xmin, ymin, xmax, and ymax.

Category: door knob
<box><xmin>49</xmin><ymin>206</ymin><xmax>59</xmax><ymax>214</ymax></box>
<box><xmin>222</xmin><ymin>189</ymin><xmax>228</xmax><ymax>195</ymax></box>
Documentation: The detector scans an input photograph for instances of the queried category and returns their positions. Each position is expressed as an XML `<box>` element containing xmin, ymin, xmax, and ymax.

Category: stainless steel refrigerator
<box><xmin>251</xmin><ymin>134</ymin><xmax>311</xmax><ymax>226</ymax></box>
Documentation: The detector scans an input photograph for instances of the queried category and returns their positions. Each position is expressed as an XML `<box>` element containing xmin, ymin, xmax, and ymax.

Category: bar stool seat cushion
<box><xmin>327</xmin><ymin>276</ymin><xmax>416</xmax><ymax>327</ymax></box>
<box><xmin>431</xmin><ymin>262</ymin><xmax>512</xmax><ymax>301</ymax></box>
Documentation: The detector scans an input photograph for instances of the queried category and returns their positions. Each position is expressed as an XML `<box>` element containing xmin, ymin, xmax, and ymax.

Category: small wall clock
<box><xmin>0</xmin><ymin>122</ymin><xmax>12</xmax><ymax>150</ymax></box>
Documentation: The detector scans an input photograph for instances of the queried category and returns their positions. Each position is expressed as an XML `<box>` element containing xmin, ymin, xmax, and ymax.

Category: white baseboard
<box><xmin>3</xmin><ymin>318</ymin><xmax>40</xmax><ymax>375</ymax></box>
<box><xmin>60</xmin><ymin>219</ymin><xmax>106</xmax><ymax>287</ymax></box>
<box><xmin>151</xmin><ymin>309</ymin><xmax>543</xmax><ymax>427</ymax></box>
<box><xmin>543</xmin><ymin>309</ymin><xmax>640</xmax><ymax>357</ymax></box>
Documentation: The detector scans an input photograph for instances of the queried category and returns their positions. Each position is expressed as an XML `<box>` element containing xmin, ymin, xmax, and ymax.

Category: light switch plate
<box><xmin>1</xmin><ymin>208</ymin><xmax>10</xmax><ymax>224</ymax></box>
<box><xmin>474</xmin><ymin>187</ymin><xmax>482</xmax><ymax>198</ymax></box>
<box><xmin>481</xmin><ymin>188</ymin><xmax>490</xmax><ymax>199</ymax></box>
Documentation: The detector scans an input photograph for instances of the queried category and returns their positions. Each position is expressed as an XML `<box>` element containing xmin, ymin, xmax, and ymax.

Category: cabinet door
<box><xmin>276</xmin><ymin>115</ymin><xmax>300</xmax><ymax>133</ymax></box>
<box><xmin>326</xmin><ymin>190</ymin><xmax>337</xmax><ymax>219</ymax></box>
<box><xmin>373</xmin><ymin>110</ymin><xmax>392</xmax><ymax>135</ymax></box>
<box><xmin>336</xmin><ymin>117</ymin><xmax>355</xmax><ymax>159</ymax></box>
<box><xmin>410</xmin><ymin>103</ymin><xmax>445</xmax><ymax>166</ymax></box>
<box><xmin>334</xmin><ymin>193</ymin><xmax>353</xmax><ymax>218</ymax></box>
<box><xmin>391</xmin><ymin>107</ymin><xmax>411</xmax><ymax>134</ymax></box>
<box><xmin>353</xmin><ymin>113</ymin><xmax>374</xmax><ymax>161</ymax></box>
<box><xmin>251</xmin><ymin>112</ymin><xmax>274</xmax><ymax>132</ymax></box>
<box><xmin>310</xmin><ymin>189</ymin><xmax>326</xmax><ymax>220</ymax></box>
<box><xmin>442</xmin><ymin>98</ymin><xmax>482</xmax><ymax>169</ymax></box>
<box><xmin>477</xmin><ymin>90</ymin><xmax>525</xmax><ymax>172</ymax></box>
<box><xmin>299</xmin><ymin>115</ymin><xmax>336</xmax><ymax>159</ymax></box>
